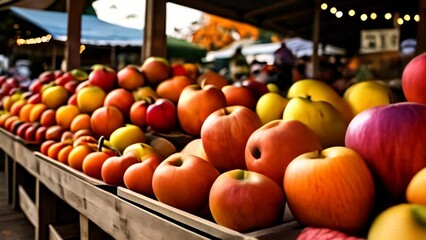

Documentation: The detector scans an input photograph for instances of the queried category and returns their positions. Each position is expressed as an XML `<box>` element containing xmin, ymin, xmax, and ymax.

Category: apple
<box><xmin>16</xmin><ymin>122</ymin><xmax>33</xmax><ymax>139</ymax></box>
<box><xmin>103</xmin><ymin>88</ymin><xmax>135</xmax><ymax>118</ymax></box>
<box><xmin>221</xmin><ymin>85</ymin><xmax>257</xmax><ymax>110</ymax></box>
<box><xmin>123</xmin><ymin>155</ymin><xmax>162</xmax><ymax>197</ymax></box>
<box><xmin>209</xmin><ymin>169</ymin><xmax>285</xmax><ymax>232</ymax></box>
<box><xmin>140</xmin><ymin>57</ymin><xmax>170</xmax><ymax>85</ymax></box>
<box><xmin>367</xmin><ymin>204</ymin><xmax>426</xmax><ymax>240</ymax></box>
<box><xmin>297</xmin><ymin>227</ymin><xmax>366</xmax><ymax>240</ymax></box>
<box><xmin>101</xmin><ymin>151</ymin><xmax>139</xmax><ymax>186</ymax></box>
<box><xmin>123</xmin><ymin>142</ymin><xmax>160</xmax><ymax>162</ymax></box>
<box><xmin>146</xmin><ymin>98</ymin><xmax>177</xmax><ymax>133</ymax></box>
<box><xmin>35</xmin><ymin>126</ymin><xmax>47</xmax><ymax>143</ymax></box>
<box><xmin>201</xmin><ymin>106</ymin><xmax>262</xmax><ymax>172</ymax></box>
<box><xmin>38</xmin><ymin>71</ymin><xmax>56</xmax><ymax>84</ymax></box>
<box><xmin>406</xmin><ymin>167</ymin><xmax>426</xmax><ymax>205</ymax></box>
<box><xmin>29</xmin><ymin>80</ymin><xmax>43</xmax><ymax>94</ymax></box>
<box><xmin>343</xmin><ymin>80</ymin><xmax>393</xmax><ymax>116</ymax></box>
<box><xmin>109</xmin><ymin>124</ymin><xmax>146</xmax><ymax>154</ymax></box>
<box><xmin>240</xmin><ymin>79</ymin><xmax>269</xmax><ymax>99</ymax></box>
<box><xmin>402</xmin><ymin>53</ymin><xmax>426</xmax><ymax>104</ymax></box>
<box><xmin>180</xmin><ymin>138</ymin><xmax>207</xmax><ymax>161</ymax></box>
<box><xmin>129</xmin><ymin>98</ymin><xmax>154</xmax><ymax>128</ymax></box>
<box><xmin>24</xmin><ymin>123</ymin><xmax>40</xmax><ymax>142</ymax></box>
<box><xmin>283</xmin><ymin>96</ymin><xmax>348</xmax><ymax>148</ymax></box>
<box><xmin>171</xmin><ymin>63</ymin><xmax>187</xmax><ymax>77</ymax></box>
<box><xmin>132</xmin><ymin>86</ymin><xmax>158</xmax><ymax>101</ymax></box>
<box><xmin>69</xmin><ymin>69</ymin><xmax>88</xmax><ymax>81</ymax></box>
<box><xmin>183</xmin><ymin>63</ymin><xmax>199</xmax><ymax>81</ymax></box>
<box><xmin>284</xmin><ymin>147</ymin><xmax>375</xmax><ymax>234</ymax></box>
<box><xmin>256</xmin><ymin>92</ymin><xmax>289</xmax><ymax>125</ymax></box>
<box><xmin>177</xmin><ymin>84</ymin><xmax>227</xmax><ymax>136</ymax></box>
<box><xmin>90</xmin><ymin>106</ymin><xmax>125</xmax><ymax>139</ymax></box>
<box><xmin>63</xmin><ymin>80</ymin><xmax>79</xmax><ymax>93</ymax></box>
<box><xmin>77</xmin><ymin>86</ymin><xmax>106</xmax><ymax>113</ymax></box>
<box><xmin>156</xmin><ymin>75</ymin><xmax>192</xmax><ymax>104</ymax></box>
<box><xmin>245</xmin><ymin>119</ymin><xmax>321</xmax><ymax>187</ymax></box>
<box><xmin>41</xmin><ymin>85</ymin><xmax>68</xmax><ymax>109</ymax></box>
<box><xmin>152</xmin><ymin>153</ymin><xmax>220</xmax><ymax>213</ymax></box>
<box><xmin>197</xmin><ymin>71</ymin><xmax>228</xmax><ymax>89</ymax></box>
<box><xmin>345</xmin><ymin>102</ymin><xmax>426</xmax><ymax>202</ymax></box>
<box><xmin>27</xmin><ymin>93</ymin><xmax>41</xmax><ymax>104</ymax></box>
<box><xmin>117</xmin><ymin>65</ymin><xmax>145</xmax><ymax>91</ymax></box>
<box><xmin>87</xmin><ymin>67</ymin><xmax>117</xmax><ymax>92</ymax></box>
<box><xmin>287</xmin><ymin>79</ymin><xmax>353</xmax><ymax>123</ymax></box>
<box><xmin>54</xmin><ymin>73</ymin><xmax>73</xmax><ymax>86</ymax></box>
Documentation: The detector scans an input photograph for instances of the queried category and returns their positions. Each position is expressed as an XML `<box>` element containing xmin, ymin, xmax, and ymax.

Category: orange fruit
<box><xmin>55</xmin><ymin>104</ymin><xmax>80</xmax><ymax>130</ymax></box>
<box><xmin>29</xmin><ymin>103</ymin><xmax>47</xmax><ymax>122</ymax></box>
<box><xmin>69</xmin><ymin>113</ymin><xmax>91</xmax><ymax>133</ymax></box>
<box><xmin>57</xmin><ymin>145</ymin><xmax>74</xmax><ymax>165</ymax></box>
<box><xmin>82</xmin><ymin>152</ymin><xmax>113</xmax><ymax>180</ymax></box>
<box><xmin>68</xmin><ymin>145</ymin><xmax>94</xmax><ymax>171</ymax></box>
<box><xmin>19</xmin><ymin>103</ymin><xmax>35</xmax><ymax>122</ymax></box>
<box><xmin>406</xmin><ymin>167</ymin><xmax>426</xmax><ymax>205</ymax></box>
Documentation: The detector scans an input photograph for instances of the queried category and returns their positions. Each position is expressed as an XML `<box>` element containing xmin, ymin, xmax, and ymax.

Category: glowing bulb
<box><xmin>414</xmin><ymin>14</ymin><xmax>420</xmax><ymax>22</ymax></box>
<box><xmin>321</xmin><ymin>3</ymin><xmax>328</xmax><ymax>10</ymax></box>
<box><xmin>348</xmin><ymin>9</ymin><xmax>355</xmax><ymax>17</ymax></box>
<box><xmin>385</xmin><ymin>13</ymin><xmax>392</xmax><ymax>20</ymax></box>
<box><xmin>330</xmin><ymin>7</ymin><xmax>337</xmax><ymax>14</ymax></box>
<box><xmin>336</xmin><ymin>11</ymin><xmax>343</xmax><ymax>18</ymax></box>
<box><xmin>404</xmin><ymin>14</ymin><xmax>410</xmax><ymax>21</ymax></box>
<box><xmin>397</xmin><ymin>18</ymin><xmax>404</xmax><ymax>25</ymax></box>
<box><xmin>370</xmin><ymin>13</ymin><xmax>377</xmax><ymax>20</ymax></box>
<box><xmin>360</xmin><ymin>14</ymin><xmax>368</xmax><ymax>21</ymax></box>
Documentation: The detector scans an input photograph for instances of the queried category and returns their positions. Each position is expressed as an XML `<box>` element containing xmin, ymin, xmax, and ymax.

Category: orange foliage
<box><xmin>192</xmin><ymin>14</ymin><xmax>260</xmax><ymax>50</ymax></box>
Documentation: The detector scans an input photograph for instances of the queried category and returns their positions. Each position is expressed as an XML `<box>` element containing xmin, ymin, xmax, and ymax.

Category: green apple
<box><xmin>282</xmin><ymin>96</ymin><xmax>348</xmax><ymax>148</ymax></box>
<box><xmin>343</xmin><ymin>80</ymin><xmax>393</xmax><ymax>116</ymax></box>
<box><xmin>109</xmin><ymin>124</ymin><xmax>146</xmax><ymax>154</ymax></box>
<box><xmin>266</xmin><ymin>83</ymin><xmax>281</xmax><ymax>93</ymax></box>
<box><xmin>368</xmin><ymin>204</ymin><xmax>426</xmax><ymax>240</ymax></box>
<box><xmin>256</xmin><ymin>92</ymin><xmax>289</xmax><ymax>125</ymax></box>
<box><xmin>70</xmin><ymin>69</ymin><xmax>88</xmax><ymax>81</ymax></box>
<box><xmin>287</xmin><ymin>79</ymin><xmax>353</xmax><ymax>123</ymax></box>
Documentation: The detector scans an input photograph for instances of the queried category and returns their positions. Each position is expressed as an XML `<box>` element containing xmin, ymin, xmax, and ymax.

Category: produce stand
<box><xmin>0</xmin><ymin>131</ymin><xmax>303</xmax><ymax>240</ymax></box>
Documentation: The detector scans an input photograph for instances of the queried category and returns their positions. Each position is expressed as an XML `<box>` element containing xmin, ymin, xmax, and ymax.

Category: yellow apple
<box><xmin>41</xmin><ymin>85</ymin><xmax>68</xmax><ymax>109</ymax></box>
<box><xmin>132</xmin><ymin>86</ymin><xmax>158</xmax><ymax>101</ymax></box>
<box><xmin>256</xmin><ymin>92</ymin><xmax>289</xmax><ymax>125</ymax></box>
<box><xmin>283</xmin><ymin>96</ymin><xmax>348</xmax><ymax>148</ymax></box>
<box><xmin>109</xmin><ymin>124</ymin><xmax>146</xmax><ymax>154</ymax></box>
<box><xmin>76</xmin><ymin>86</ymin><xmax>106</xmax><ymax>113</ymax></box>
<box><xmin>266</xmin><ymin>83</ymin><xmax>281</xmax><ymax>93</ymax></box>
<box><xmin>368</xmin><ymin>204</ymin><xmax>426</xmax><ymax>240</ymax></box>
<box><xmin>287</xmin><ymin>79</ymin><xmax>353</xmax><ymax>123</ymax></box>
<box><xmin>343</xmin><ymin>80</ymin><xmax>393</xmax><ymax>116</ymax></box>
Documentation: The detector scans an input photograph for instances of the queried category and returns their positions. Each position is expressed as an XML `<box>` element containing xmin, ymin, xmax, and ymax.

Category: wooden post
<box><xmin>312</xmin><ymin>1</ymin><xmax>321</xmax><ymax>78</ymax></box>
<box><xmin>65</xmin><ymin>0</ymin><xmax>83</xmax><ymax>71</ymax></box>
<box><xmin>417</xmin><ymin>0</ymin><xmax>426</xmax><ymax>55</ymax></box>
<box><xmin>36</xmin><ymin>181</ymin><xmax>59</xmax><ymax>240</ymax></box>
<box><xmin>142</xmin><ymin>0</ymin><xmax>167</xmax><ymax>61</ymax></box>
<box><xmin>51</xmin><ymin>45</ymin><xmax>57</xmax><ymax>70</ymax></box>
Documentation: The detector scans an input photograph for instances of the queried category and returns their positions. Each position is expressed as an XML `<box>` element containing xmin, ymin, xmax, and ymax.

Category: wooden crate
<box><xmin>14</xmin><ymin>141</ymin><xmax>39</xmax><ymax>177</ymax></box>
<box><xmin>49</xmin><ymin>223</ymin><xmax>79</xmax><ymax>240</ymax></box>
<box><xmin>118</xmin><ymin>187</ymin><xmax>302</xmax><ymax>240</ymax></box>
<box><xmin>19</xmin><ymin>184</ymin><xmax>38</xmax><ymax>228</ymax></box>
<box><xmin>36</xmin><ymin>153</ymin><xmax>215</xmax><ymax>240</ymax></box>
<box><xmin>0</xmin><ymin>128</ymin><xmax>17</xmax><ymax>159</ymax></box>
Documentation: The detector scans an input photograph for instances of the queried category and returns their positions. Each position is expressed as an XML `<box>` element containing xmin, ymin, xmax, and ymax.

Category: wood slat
<box><xmin>14</xmin><ymin>142</ymin><xmax>38</xmax><ymax>177</ymax></box>
<box><xmin>0</xmin><ymin>128</ymin><xmax>17</xmax><ymax>159</ymax></box>
<box><xmin>18</xmin><ymin>185</ymin><xmax>38</xmax><ymax>228</ymax></box>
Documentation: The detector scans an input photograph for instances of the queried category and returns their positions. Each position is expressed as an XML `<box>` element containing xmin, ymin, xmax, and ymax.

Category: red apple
<box><xmin>209</xmin><ymin>169</ymin><xmax>285</xmax><ymax>232</ymax></box>
<box><xmin>345</xmin><ymin>102</ymin><xmax>426</xmax><ymax>202</ymax></box>
<box><xmin>54</xmin><ymin>73</ymin><xmax>73</xmax><ymax>86</ymax></box>
<box><xmin>27</xmin><ymin>93</ymin><xmax>41</xmax><ymax>104</ymax></box>
<box><xmin>103</xmin><ymin>88</ymin><xmax>135</xmax><ymax>118</ymax></box>
<box><xmin>35</xmin><ymin>126</ymin><xmax>47</xmax><ymax>143</ymax></box>
<box><xmin>221</xmin><ymin>85</ymin><xmax>257</xmax><ymax>110</ymax></box>
<box><xmin>64</xmin><ymin>80</ymin><xmax>79</xmax><ymax>93</ymax></box>
<box><xmin>140</xmin><ymin>57</ymin><xmax>170</xmax><ymax>85</ymax></box>
<box><xmin>38</xmin><ymin>71</ymin><xmax>56</xmax><ymax>84</ymax></box>
<box><xmin>117</xmin><ymin>65</ymin><xmax>145</xmax><ymax>91</ymax></box>
<box><xmin>402</xmin><ymin>53</ymin><xmax>426</xmax><ymax>104</ymax></box>
<box><xmin>177</xmin><ymin>84</ymin><xmax>227</xmax><ymax>136</ymax></box>
<box><xmin>24</xmin><ymin>123</ymin><xmax>40</xmax><ymax>142</ymax></box>
<box><xmin>152</xmin><ymin>153</ymin><xmax>220</xmax><ymax>213</ymax></box>
<box><xmin>87</xmin><ymin>67</ymin><xmax>117</xmax><ymax>92</ymax></box>
<box><xmin>123</xmin><ymin>155</ymin><xmax>162</xmax><ymax>197</ymax></box>
<box><xmin>146</xmin><ymin>98</ymin><xmax>177</xmax><ymax>133</ymax></box>
<box><xmin>297</xmin><ymin>227</ymin><xmax>366</xmax><ymax>240</ymax></box>
<box><xmin>284</xmin><ymin>147</ymin><xmax>375</xmax><ymax>234</ymax></box>
<box><xmin>201</xmin><ymin>106</ymin><xmax>262</xmax><ymax>172</ymax></box>
<box><xmin>101</xmin><ymin>151</ymin><xmax>139</xmax><ymax>186</ymax></box>
<box><xmin>16</xmin><ymin>122</ymin><xmax>33</xmax><ymax>139</ymax></box>
<box><xmin>245</xmin><ymin>119</ymin><xmax>322</xmax><ymax>187</ymax></box>
<box><xmin>171</xmin><ymin>63</ymin><xmax>187</xmax><ymax>77</ymax></box>
<box><xmin>129</xmin><ymin>98</ymin><xmax>154</xmax><ymax>128</ymax></box>
<box><xmin>90</xmin><ymin>106</ymin><xmax>125</xmax><ymax>139</ymax></box>
<box><xmin>240</xmin><ymin>79</ymin><xmax>269</xmax><ymax>99</ymax></box>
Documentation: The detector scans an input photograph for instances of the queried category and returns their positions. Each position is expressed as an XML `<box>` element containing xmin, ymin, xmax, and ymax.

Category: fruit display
<box><xmin>0</xmin><ymin>52</ymin><xmax>425</xmax><ymax>239</ymax></box>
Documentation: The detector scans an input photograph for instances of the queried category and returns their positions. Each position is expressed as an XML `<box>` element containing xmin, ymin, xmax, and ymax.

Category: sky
<box><xmin>92</xmin><ymin>0</ymin><xmax>203</xmax><ymax>37</ymax></box>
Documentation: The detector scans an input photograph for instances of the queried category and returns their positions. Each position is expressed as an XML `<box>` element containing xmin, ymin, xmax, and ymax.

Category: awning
<box><xmin>9</xmin><ymin>7</ymin><xmax>206</xmax><ymax>61</ymax></box>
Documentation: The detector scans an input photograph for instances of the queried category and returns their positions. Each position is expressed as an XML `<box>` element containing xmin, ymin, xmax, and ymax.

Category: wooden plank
<box><xmin>5</xmin><ymin>153</ymin><xmax>13</xmax><ymax>205</ymax></box>
<box><xmin>79</xmin><ymin>214</ymin><xmax>89</xmax><ymax>240</ymax></box>
<box><xmin>0</xmin><ymin>128</ymin><xmax>17</xmax><ymax>159</ymax></box>
<box><xmin>49</xmin><ymin>224</ymin><xmax>63</xmax><ymax>240</ymax></box>
<box><xmin>36</xmin><ymin>179</ymin><xmax>59</xmax><ymax>240</ymax></box>
<box><xmin>417</xmin><ymin>0</ymin><xmax>426</xmax><ymax>55</ymax></box>
<box><xmin>18</xmin><ymin>185</ymin><xmax>38</xmax><ymax>228</ymax></box>
<box><xmin>49</xmin><ymin>223</ymin><xmax>79</xmax><ymax>240</ymax></box>
<box><xmin>118</xmin><ymin>187</ymin><xmax>300</xmax><ymax>240</ymax></box>
<box><xmin>142</xmin><ymin>0</ymin><xmax>167</xmax><ymax>60</ymax></box>
<box><xmin>38</xmin><ymin>157</ymin><xmax>211</xmax><ymax>240</ymax></box>
<box><xmin>14</xmin><ymin>142</ymin><xmax>38</xmax><ymax>177</ymax></box>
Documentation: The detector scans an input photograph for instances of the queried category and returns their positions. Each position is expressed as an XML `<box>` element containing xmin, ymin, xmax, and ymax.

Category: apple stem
<box><xmin>223</xmin><ymin>107</ymin><xmax>230</xmax><ymax>115</ymax></box>
<box><xmin>144</xmin><ymin>96</ymin><xmax>155</xmax><ymax>104</ymax></box>
<box><xmin>316</xmin><ymin>149</ymin><xmax>325</xmax><ymax>158</ymax></box>
<box><xmin>305</xmin><ymin>95</ymin><xmax>312</xmax><ymax>101</ymax></box>
<box><xmin>97</xmin><ymin>135</ymin><xmax>121</xmax><ymax>156</ymax></box>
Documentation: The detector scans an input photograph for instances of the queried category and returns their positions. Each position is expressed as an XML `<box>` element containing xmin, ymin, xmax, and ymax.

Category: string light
<box><xmin>385</xmin><ymin>13</ymin><xmax>392</xmax><ymax>20</ymax></box>
<box><xmin>348</xmin><ymin>9</ymin><xmax>355</xmax><ymax>17</ymax></box>
<box><xmin>397</xmin><ymin>18</ymin><xmax>404</xmax><ymax>25</ymax></box>
<box><xmin>404</xmin><ymin>14</ymin><xmax>410</xmax><ymax>21</ymax></box>
<box><xmin>414</xmin><ymin>14</ymin><xmax>420</xmax><ymax>22</ymax></box>
<box><xmin>370</xmin><ymin>13</ymin><xmax>377</xmax><ymax>20</ymax></box>
<box><xmin>330</xmin><ymin>7</ymin><xmax>337</xmax><ymax>14</ymax></box>
<box><xmin>360</xmin><ymin>14</ymin><xmax>368</xmax><ymax>21</ymax></box>
<box><xmin>16</xmin><ymin>34</ymin><xmax>52</xmax><ymax>46</ymax></box>
<box><xmin>321</xmin><ymin>3</ymin><xmax>328</xmax><ymax>10</ymax></box>
<box><xmin>336</xmin><ymin>11</ymin><xmax>343</xmax><ymax>18</ymax></box>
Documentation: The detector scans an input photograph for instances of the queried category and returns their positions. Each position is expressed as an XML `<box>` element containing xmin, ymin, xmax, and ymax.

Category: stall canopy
<box><xmin>205</xmin><ymin>37</ymin><xmax>347</xmax><ymax>63</ymax></box>
<box><xmin>9</xmin><ymin>7</ymin><xmax>206</xmax><ymax>61</ymax></box>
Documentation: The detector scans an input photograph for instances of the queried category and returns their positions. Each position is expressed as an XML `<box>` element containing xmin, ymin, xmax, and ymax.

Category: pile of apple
<box><xmin>1</xmin><ymin>53</ymin><xmax>426</xmax><ymax>239</ymax></box>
